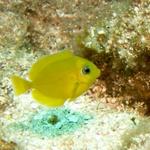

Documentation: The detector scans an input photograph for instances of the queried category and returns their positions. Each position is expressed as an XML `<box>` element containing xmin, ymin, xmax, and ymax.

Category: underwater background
<box><xmin>0</xmin><ymin>0</ymin><xmax>150</xmax><ymax>150</ymax></box>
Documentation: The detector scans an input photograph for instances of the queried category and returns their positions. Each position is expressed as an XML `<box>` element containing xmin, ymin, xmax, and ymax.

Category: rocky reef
<box><xmin>0</xmin><ymin>0</ymin><xmax>150</xmax><ymax>150</ymax></box>
<box><xmin>77</xmin><ymin>0</ymin><xmax>150</xmax><ymax>115</ymax></box>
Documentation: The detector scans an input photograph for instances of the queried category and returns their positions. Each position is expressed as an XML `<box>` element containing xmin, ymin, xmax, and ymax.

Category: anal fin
<box><xmin>32</xmin><ymin>89</ymin><xmax>65</xmax><ymax>107</ymax></box>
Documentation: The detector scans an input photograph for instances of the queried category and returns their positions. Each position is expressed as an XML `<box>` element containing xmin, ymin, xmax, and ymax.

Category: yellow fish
<box><xmin>11</xmin><ymin>50</ymin><xmax>100</xmax><ymax>107</ymax></box>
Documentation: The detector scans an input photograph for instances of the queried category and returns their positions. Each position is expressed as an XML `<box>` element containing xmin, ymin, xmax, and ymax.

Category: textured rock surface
<box><xmin>0</xmin><ymin>0</ymin><xmax>150</xmax><ymax>150</ymax></box>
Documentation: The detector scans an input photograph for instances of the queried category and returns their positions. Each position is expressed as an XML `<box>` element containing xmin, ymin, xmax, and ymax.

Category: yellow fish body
<box><xmin>11</xmin><ymin>50</ymin><xmax>100</xmax><ymax>107</ymax></box>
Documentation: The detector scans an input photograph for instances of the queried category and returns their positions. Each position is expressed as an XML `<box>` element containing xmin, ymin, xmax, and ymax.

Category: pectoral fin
<box><xmin>69</xmin><ymin>81</ymin><xmax>88</xmax><ymax>101</ymax></box>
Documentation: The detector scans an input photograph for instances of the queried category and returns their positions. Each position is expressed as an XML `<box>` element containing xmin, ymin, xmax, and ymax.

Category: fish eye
<box><xmin>82</xmin><ymin>66</ymin><xmax>90</xmax><ymax>75</ymax></box>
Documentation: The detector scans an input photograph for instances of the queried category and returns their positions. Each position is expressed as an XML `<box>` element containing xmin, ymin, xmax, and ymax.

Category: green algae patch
<box><xmin>10</xmin><ymin>107</ymin><xmax>92</xmax><ymax>137</ymax></box>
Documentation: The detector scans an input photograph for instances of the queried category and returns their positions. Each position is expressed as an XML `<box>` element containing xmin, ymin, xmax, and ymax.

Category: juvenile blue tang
<box><xmin>11</xmin><ymin>50</ymin><xmax>100</xmax><ymax>107</ymax></box>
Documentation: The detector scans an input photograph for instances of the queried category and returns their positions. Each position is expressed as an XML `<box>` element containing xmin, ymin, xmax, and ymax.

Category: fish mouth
<box><xmin>96</xmin><ymin>68</ymin><xmax>101</xmax><ymax>78</ymax></box>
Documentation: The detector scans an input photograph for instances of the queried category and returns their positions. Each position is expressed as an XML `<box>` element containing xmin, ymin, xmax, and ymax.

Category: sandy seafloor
<box><xmin>0</xmin><ymin>88</ymin><xmax>147</xmax><ymax>150</ymax></box>
<box><xmin>0</xmin><ymin>0</ymin><xmax>150</xmax><ymax>150</ymax></box>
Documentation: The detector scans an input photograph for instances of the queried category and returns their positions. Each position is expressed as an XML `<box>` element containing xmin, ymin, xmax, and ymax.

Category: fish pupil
<box><xmin>82</xmin><ymin>66</ymin><xmax>90</xmax><ymax>74</ymax></box>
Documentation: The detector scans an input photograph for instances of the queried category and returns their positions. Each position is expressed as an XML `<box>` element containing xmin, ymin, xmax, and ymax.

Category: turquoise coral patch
<box><xmin>10</xmin><ymin>107</ymin><xmax>93</xmax><ymax>137</ymax></box>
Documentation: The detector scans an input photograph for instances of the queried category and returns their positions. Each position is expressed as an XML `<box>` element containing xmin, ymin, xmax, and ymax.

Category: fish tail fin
<box><xmin>11</xmin><ymin>75</ymin><xmax>31</xmax><ymax>95</ymax></box>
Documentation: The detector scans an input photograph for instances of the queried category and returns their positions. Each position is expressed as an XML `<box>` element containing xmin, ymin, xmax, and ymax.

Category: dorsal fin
<box><xmin>29</xmin><ymin>50</ymin><xmax>73</xmax><ymax>80</ymax></box>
